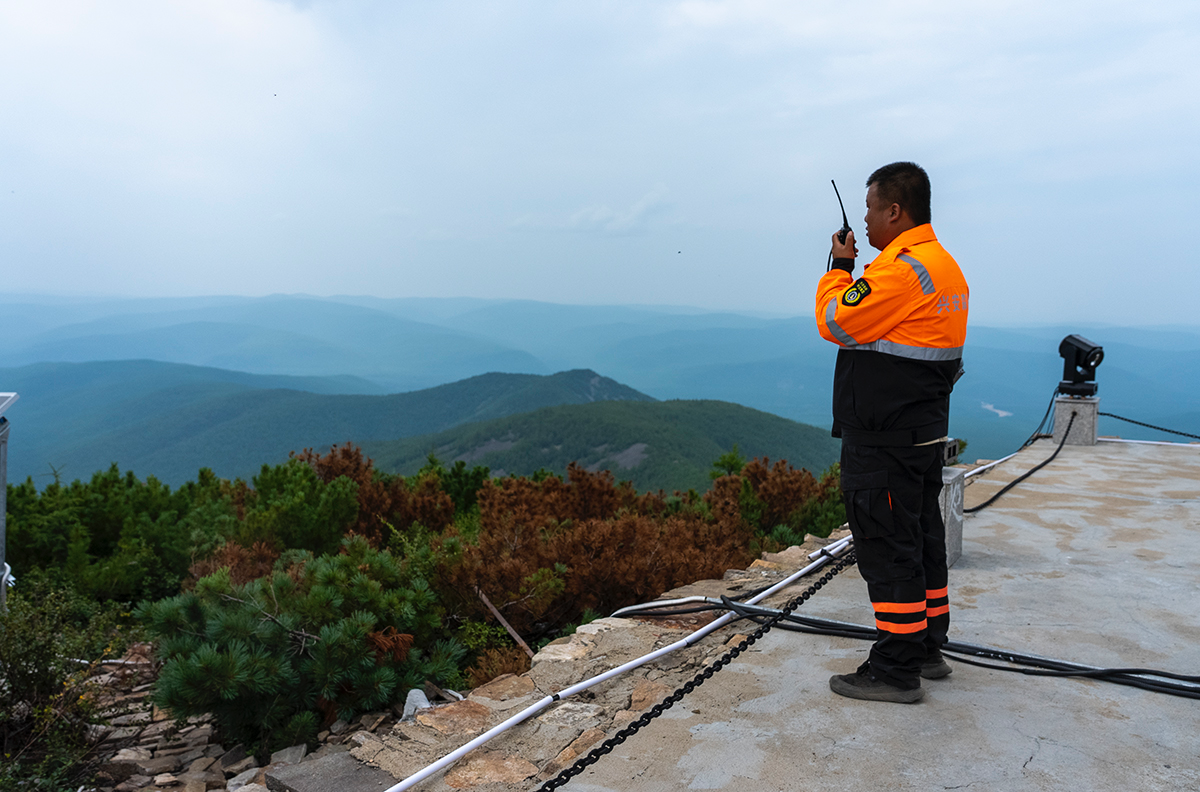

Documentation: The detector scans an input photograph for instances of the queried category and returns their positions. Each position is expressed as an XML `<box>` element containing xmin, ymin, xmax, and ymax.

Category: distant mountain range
<box><xmin>1</xmin><ymin>293</ymin><xmax>1196</xmax><ymax>487</ymax></box>
<box><xmin>0</xmin><ymin>363</ymin><xmax>650</xmax><ymax>485</ymax></box>
<box><xmin>363</xmin><ymin>400</ymin><xmax>841</xmax><ymax>493</ymax></box>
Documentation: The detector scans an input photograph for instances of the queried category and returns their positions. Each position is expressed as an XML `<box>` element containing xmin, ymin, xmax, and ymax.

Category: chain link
<box><xmin>535</xmin><ymin>551</ymin><xmax>857</xmax><ymax>791</ymax></box>
<box><xmin>1098</xmin><ymin>412</ymin><xmax>1200</xmax><ymax>441</ymax></box>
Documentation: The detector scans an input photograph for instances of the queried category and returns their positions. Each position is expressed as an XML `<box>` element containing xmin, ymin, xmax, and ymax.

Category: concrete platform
<box><xmin>555</xmin><ymin>439</ymin><xmax>1200</xmax><ymax>791</ymax></box>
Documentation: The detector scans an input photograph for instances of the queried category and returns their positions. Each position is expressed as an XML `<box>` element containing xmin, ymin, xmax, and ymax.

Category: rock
<box><xmin>239</xmin><ymin>785</ymin><xmax>269</xmax><ymax>792</ymax></box>
<box><xmin>612</xmin><ymin>709</ymin><xmax>638</xmax><ymax>729</ymax></box>
<box><xmin>574</xmin><ymin>618</ymin><xmax>621</xmax><ymax>636</ymax></box>
<box><xmin>532</xmin><ymin>638</ymin><xmax>592</xmax><ymax>662</ymax></box>
<box><xmin>102</xmin><ymin>725</ymin><xmax>143</xmax><ymax>743</ymax></box>
<box><xmin>347</xmin><ymin>732</ymin><xmax>385</xmax><ymax>764</ymax></box>
<box><xmin>136</xmin><ymin>755</ymin><xmax>183</xmax><ymax>776</ymax></box>
<box><xmin>139</xmin><ymin>721</ymin><xmax>173</xmax><ymax>740</ymax></box>
<box><xmin>630</xmin><ymin>680</ymin><xmax>669</xmax><ymax>711</ymax></box>
<box><xmin>225</xmin><ymin>756</ymin><xmax>258</xmax><ymax>776</ymax></box>
<box><xmin>328</xmin><ymin>719</ymin><xmax>350</xmax><ymax>735</ymax></box>
<box><xmin>114</xmin><ymin>747</ymin><xmax>153</xmax><ymax>762</ymax></box>
<box><xmin>87</xmin><ymin>723</ymin><xmax>115</xmax><ymax>744</ymax></box>
<box><xmin>469</xmin><ymin>673</ymin><xmax>535</xmax><ymax>702</ymax></box>
<box><xmin>761</xmin><ymin>545</ymin><xmax>811</xmax><ymax>567</ymax></box>
<box><xmin>415</xmin><ymin>700</ymin><xmax>491</xmax><ymax>735</ymax></box>
<box><xmin>114</xmin><ymin>775</ymin><xmax>152</xmax><ymax>791</ymax></box>
<box><xmin>402</xmin><ymin>688</ymin><xmax>431</xmax><ymax>720</ymax></box>
<box><xmin>98</xmin><ymin>760</ymin><xmax>138</xmax><ymax>784</ymax></box>
<box><xmin>270</xmin><ymin>744</ymin><xmax>307</xmax><ymax>766</ymax></box>
<box><xmin>361</xmin><ymin>736</ymin><xmax>441</xmax><ymax>780</ymax></box>
<box><xmin>111</xmin><ymin>711</ymin><xmax>153</xmax><ymax>726</ymax></box>
<box><xmin>542</xmin><ymin>727</ymin><xmax>606</xmax><ymax>776</ymax></box>
<box><xmin>153</xmin><ymin>773</ymin><xmax>179</xmax><ymax>785</ymax></box>
<box><xmin>537</xmin><ymin>702</ymin><xmax>604</xmax><ymax>728</ymax></box>
<box><xmin>264</xmin><ymin>752</ymin><xmax>396</xmax><ymax>792</ymax></box>
<box><xmin>357</xmin><ymin>712</ymin><xmax>387</xmax><ymax>732</ymax></box>
<box><xmin>391</xmin><ymin>722</ymin><xmax>441</xmax><ymax>747</ymax></box>
<box><xmin>177</xmin><ymin>769</ymin><xmax>225</xmax><ymax>790</ymax></box>
<box><xmin>219</xmin><ymin>743</ymin><xmax>248</xmax><ymax>770</ymax></box>
<box><xmin>226</xmin><ymin>767</ymin><xmax>261</xmax><ymax>791</ymax></box>
<box><xmin>188</xmin><ymin>756</ymin><xmax>216</xmax><ymax>773</ymax></box>
<box><xmin>749</xmin><ymin>558</ymin><xmax>785</xmax><ymax>571</ymax></box>
<box><xmin>444</xmin><ymin>752</ymin><xmax>538</xmax><ymax>788</ymax></box>
<box><xmin>184</xmin><ymin>724</ymin><xmax>214</xmax><ymax>744</ymax></box>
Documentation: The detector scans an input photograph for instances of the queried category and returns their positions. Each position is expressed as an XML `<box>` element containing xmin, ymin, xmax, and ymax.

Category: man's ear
<box><xmin>887</xmin><ymin>203</ymin><xmax>902</xmax><ymax>223</ymax></box>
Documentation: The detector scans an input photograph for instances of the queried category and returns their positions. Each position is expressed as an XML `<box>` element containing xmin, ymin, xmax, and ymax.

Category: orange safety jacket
<box><xmin>814</xmin><ymin>224</ymin><xmax>969</xmax><ymax>445</ymax></box>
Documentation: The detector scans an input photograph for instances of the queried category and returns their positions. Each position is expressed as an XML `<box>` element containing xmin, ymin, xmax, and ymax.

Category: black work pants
<box><xmin>840</xmin><ymin>442</ymin><xmax>949</xmax><ymax>689</ymax></box>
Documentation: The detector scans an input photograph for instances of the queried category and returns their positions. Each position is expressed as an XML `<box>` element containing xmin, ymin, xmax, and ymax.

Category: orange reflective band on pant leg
<box><xmin>926</xmin><ymin>587</ymin><xmax>948</xmax><ymax>599</ymax></box>
<box><xmin>876</xmin><ymin>619</ymin><xmax>928</xmax><ymax>634</ymax></box>
<box><xmin>872</xmin><ymin>601</ymin><xmax>927</xmax><ymax>614</ymax></box>
<box><xmin>926</xmin><ymin>604</ymin><xmax>950</xmax><ymax>618</ymax></box>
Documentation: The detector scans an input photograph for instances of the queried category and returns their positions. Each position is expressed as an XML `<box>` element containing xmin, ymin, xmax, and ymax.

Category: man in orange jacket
<box><xmin>815</xmin><ymin>162</ymin><xmax>968</xmax><ymax>703</ymax></box>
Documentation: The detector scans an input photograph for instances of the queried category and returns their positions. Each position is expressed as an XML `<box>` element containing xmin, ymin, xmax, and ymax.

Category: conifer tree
<box><xmin>138</xmin><ymin>536</ymin><xmax>464</xmax><ymax>752</ymax></box>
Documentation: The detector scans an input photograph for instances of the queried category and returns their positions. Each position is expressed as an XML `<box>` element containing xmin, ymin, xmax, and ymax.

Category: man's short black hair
<box><xmin>867</xmin><ymin>162</ymin><xmax>931</xmax><ymax>226</ymax></box>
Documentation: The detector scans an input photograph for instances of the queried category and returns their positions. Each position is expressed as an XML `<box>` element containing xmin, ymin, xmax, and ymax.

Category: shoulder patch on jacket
<box><xmin>841</xmin><ymin>278</ymin><xmax>872</xmax><ymax>307</ymax></box>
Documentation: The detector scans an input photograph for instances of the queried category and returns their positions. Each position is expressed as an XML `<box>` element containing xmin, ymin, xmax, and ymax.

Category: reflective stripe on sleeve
<box><xmin>898</xmin><ymin>253</ymin><xmax>936</xmax><ymax>295</ymax></box>
<box><xmin>824</xmin><ymin>297</ymin><xmax>859</xmax><ymax>346</ymax></box>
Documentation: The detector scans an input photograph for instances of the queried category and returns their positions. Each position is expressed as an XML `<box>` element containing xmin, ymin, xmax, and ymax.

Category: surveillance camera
<box><xmin>1058</xmin><ymin>334</ymin><xmax>1103</xmax><ymax>397</ymax></box>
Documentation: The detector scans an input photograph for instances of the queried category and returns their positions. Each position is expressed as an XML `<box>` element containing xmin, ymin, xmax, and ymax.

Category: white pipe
<box><xmin>384</xmin><ymin>537</ymin><xmax>854</xmax><ymax>792</ymax></box>
<box><xmin>964</xmin><ymin>451</ymin><xmax>1021</xmax><ymax>478</ymax></box>
<box><xmin>1098</xmin><ymin>437</ymin><xmax>1199</xmax><ymax>448</ymax></box>
<box><xmin>1</xmin><ymin>562</ymin><xmax>12</xmax><ymax>588</ymax></box>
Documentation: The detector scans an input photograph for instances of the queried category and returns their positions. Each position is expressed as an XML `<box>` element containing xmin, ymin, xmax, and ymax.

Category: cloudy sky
<box><xmin>1</xmin><ymin>1</ymin><xmax>1196</xmax><ymax>325</ymax></box>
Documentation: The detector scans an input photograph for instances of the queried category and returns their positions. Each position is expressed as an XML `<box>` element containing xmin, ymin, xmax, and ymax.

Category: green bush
<box><xmin>0</xmin><ymin>571</ymin><xmax>131</xmax><ymax>790</ymax></box>
<box><xmin>138</xmin><ymin>536</ymin><xmax>464</xmax><ymax>753</ymax></box>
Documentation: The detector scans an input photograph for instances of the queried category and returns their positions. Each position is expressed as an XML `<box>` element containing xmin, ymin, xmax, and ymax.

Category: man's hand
<box><xmin>831</xmin><ymin>229</ymin><xmax>858</xmax><ymax>259</ymax></box>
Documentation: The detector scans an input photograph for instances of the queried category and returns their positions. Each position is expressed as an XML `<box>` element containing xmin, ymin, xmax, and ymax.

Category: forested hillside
<box><xmin>365</xmin><ymin>399</ymin><xmax>840</xmax><ymax>493</ymax></box>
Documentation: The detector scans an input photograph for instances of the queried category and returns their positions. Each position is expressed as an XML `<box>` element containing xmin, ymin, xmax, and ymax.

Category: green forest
<box><xmin>0</xmin><ymin>444</ymin><xmax>844</xmax><ymax>789</ymax></box>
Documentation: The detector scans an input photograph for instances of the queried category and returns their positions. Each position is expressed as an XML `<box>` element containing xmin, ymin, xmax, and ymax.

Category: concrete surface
<box><xmin>544</xmin><ymin>439</ymin><xmax>1200</xmax><ymax>791</ymax></box>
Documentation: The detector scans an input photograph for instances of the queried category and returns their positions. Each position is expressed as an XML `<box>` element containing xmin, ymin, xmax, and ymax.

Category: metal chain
<box><xmin>536</xmin><ymin>551</ymin><xmax>858</xmax><ymax>791</ymax></box>
<box><xmin>1098</xmin><ymin>412</ymin><xmax>1200</xmax><ymax>441</ymax></box>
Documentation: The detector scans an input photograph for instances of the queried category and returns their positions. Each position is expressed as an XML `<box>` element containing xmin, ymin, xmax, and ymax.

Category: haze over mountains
<box><xmin>1</xmin><ymin>293</ymin><xmax>1195</xmax><ymax>488</ymax></box>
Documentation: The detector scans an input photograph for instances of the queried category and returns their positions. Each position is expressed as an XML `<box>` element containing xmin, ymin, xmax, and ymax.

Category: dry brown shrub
<box><xmin>441</xmin><ymin>466</ymin><xmax>754</xmax><ymax>639</ymax></box>
<box><xmin>366</xmin><ymin>627</ymin><xmax>415</xmax><ymax>664</ymax></box>
<box><xmin>187</xmin><ymin>540</ymin><xmax>279</xmax><ymax>587</ymax></box>
<box><xmin>740</xmin><ymin>458</ymin><xmax>821</xmax><ymax>530</ymax></box>
<box><xmin>465</xmin><ymin>647</ymin><xmax>532</xmax><ymax>689</ymax></box>
<box><xmin>293</xmin><ymin>443</ymin><xmax>455</xmax><ymax>546</ymax></box>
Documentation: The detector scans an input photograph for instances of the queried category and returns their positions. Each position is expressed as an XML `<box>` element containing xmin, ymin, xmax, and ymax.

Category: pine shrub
<box><xmin>138</xmin><ymin>536</ymin><xmax>464</xmax><ymax>752</ymax></box>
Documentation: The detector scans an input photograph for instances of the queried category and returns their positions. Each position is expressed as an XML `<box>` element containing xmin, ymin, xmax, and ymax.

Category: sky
<box><xmin>1</xmin><ymin>0</ymin><xmax>1197</xmax><ymax>325</ymax></box>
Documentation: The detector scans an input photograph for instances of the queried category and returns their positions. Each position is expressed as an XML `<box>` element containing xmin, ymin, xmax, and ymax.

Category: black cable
<box><xmin>666</xmin><ymin>601</ymin><xmax>1200</xmax><ymax>700</ymax></box>
<box><xmin>1022</xmin><ymin>389</ymin><xmax>1060</xmax><ymax>447</ymax></box>
<box><xmin>1098</xmin><ymin>412</ymin><xmax>1200</xmax><ymax>441</ymax></box>
<box><xmin>964</xmin><ymin>411</ymin><xmax>1075</xmax><ymax>514</ymax></box>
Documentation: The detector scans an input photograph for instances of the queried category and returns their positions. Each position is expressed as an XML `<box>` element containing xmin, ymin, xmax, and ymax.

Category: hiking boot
<box><xmin>829</xmin><ymin>663</ymin><xmax>924</xmax><ymax>703</ymax></box>
<box><xmin>921</xmin><ymin>652</ymin><xmax>953</xmax><ymax>680</ymax></box>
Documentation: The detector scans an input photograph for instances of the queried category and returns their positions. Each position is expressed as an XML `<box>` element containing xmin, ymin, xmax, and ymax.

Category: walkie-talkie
<box><xmin>832</xmin><ymin>180</ymin><xmax>851</xmax><ymax>243</ymax></box>
<box><xmin>828</xmin><ymin>179</ymin><xmax>852</xmax><ymax>271</ymax></box>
